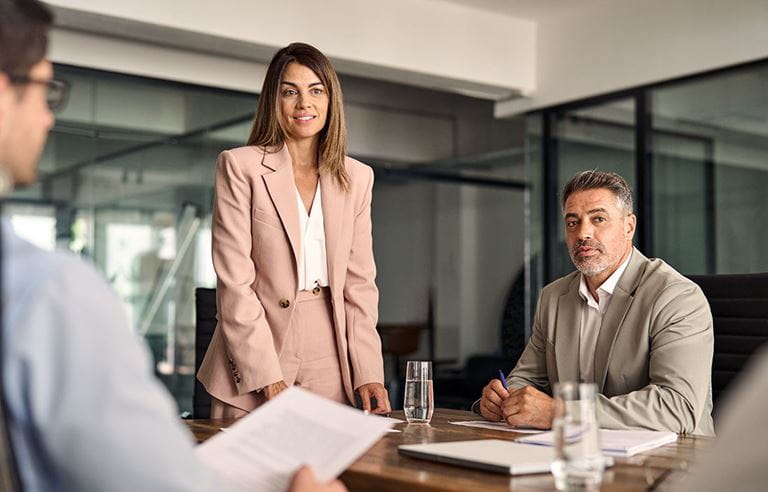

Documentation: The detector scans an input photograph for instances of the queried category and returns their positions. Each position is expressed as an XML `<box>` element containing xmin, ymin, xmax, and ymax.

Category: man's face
<box><xmin>0</xmin><ymin>59</ymin><xmax>55</xmax><ymax>187</ymax></box>
<box><xmin>563</xmin><ymin>188</ymin><xmax>636</xmax><ymax>277</ymax></box>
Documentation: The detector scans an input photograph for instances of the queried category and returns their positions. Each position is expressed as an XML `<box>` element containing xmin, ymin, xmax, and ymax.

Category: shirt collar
<box><xmin>578</xmin><ymin>249</ymin><xmax>633</xmax><ymax>303</ymax></box>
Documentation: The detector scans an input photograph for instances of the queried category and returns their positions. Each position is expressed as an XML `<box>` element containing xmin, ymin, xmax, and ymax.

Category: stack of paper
<box><xmin>516</xmin><ymin>429</ymin><xmax>678</xmax><ymax>457</ymax></box>
<box><xmin>196</xmin><ymin>387</ymin><xmax>393</xmax><ymax>492</ymax></box>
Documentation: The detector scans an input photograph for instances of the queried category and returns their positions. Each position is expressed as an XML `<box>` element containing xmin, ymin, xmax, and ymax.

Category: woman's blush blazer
<box><xmin>197</xmin><ymin>144</ymin><xmax>385</xmax><ymax>410</ymax></box>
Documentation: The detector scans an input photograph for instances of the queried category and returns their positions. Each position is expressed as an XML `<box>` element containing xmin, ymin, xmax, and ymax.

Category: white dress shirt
<box><xmin>295</xmin><ymin>184</ymin><xmax>329</xmax><ymax>291</ymax></box>
<box><xmin>2</xmin><ymin>219</ymin><xmax>222</xmax><ymax>491</ymax></box>
<box><xmin>577</xmin><ymin>250</ymin><xmax>633</xmax><ymax>383</ymax></box>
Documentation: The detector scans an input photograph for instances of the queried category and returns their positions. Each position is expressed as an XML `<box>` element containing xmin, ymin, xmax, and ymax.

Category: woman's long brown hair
<box><xmin>247</xmin><ymin>42</ymin><xmax>349</xmax><ymax>190</ymax></box>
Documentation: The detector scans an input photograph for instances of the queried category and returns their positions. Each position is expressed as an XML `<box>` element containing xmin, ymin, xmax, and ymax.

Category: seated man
<box><xmin>478</xmin><ymin>170</ymin><xmax>714</xmax><ymax>435</ymax></box>
<box><xmin>0</xmin><ymin>0</ymin><xmax>343</xmax><ymax>490</ymax></box>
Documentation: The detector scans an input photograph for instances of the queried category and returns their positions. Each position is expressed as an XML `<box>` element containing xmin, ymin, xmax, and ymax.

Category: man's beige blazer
<box><xmin>197</xmin><ymin>145</ymin><xmax>384</xmax><ymax>411</ymax></box>
<box><xmin>509</xmin><ymin>248</ymin><xmax>715</xmax><ymax>435</ymax></box>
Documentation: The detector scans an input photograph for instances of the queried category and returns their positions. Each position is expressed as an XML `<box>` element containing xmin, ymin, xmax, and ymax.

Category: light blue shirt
<box><xmin>2</xmin><ymin>219</ymin><xmax>221</xmax><ymax>491</ymax></box>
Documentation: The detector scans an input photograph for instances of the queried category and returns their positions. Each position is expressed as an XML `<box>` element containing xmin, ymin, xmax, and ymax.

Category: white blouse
<box><xmin>295</xmin><ymin>183</ymin><xmax>329</xmax><ymax>291</ymax></box>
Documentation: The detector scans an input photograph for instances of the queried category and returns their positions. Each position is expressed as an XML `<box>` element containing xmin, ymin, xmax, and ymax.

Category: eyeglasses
<box><xmin>8</xmin><ymin>75</ymin><xmax>70</xmax><ymax>112</ymax></box>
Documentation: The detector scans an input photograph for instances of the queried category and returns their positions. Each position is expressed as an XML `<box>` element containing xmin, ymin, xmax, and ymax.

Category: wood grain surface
<box><xmin>184</xmin><ymin>409</ymin><xmax>710</xmax><ymax>491</ymax></box>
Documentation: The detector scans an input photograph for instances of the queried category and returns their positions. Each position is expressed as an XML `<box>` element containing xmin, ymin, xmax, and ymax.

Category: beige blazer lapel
<box><xmin>261</xmin><ymin>145</ymin><xmax>301</xmax><ymax>271</ymax></box>
<box><xmin>593</xmin><ymin>248</ymin><xmax>647</xmax><ymax>391</ymax></box>
<box><xmin>319</xmin><ymin>171</ymin><xmax>345</xmax><ymax>290</ymax></box>
<box><xmin>555</xmin><ymin>276</ymin><xmax>581</xmax><ymax>384</ymax></box>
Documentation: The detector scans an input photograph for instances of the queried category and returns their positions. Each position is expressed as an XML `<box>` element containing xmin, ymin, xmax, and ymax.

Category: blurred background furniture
<box><xmin>432</xmin><ymin>267</ymin><xmax>527</xmax><ymax>410</ymax></box>
<box><xmin>193</xmin><ymin>287</ymin><xmax>216</xmax><ymax>419</ymax></box>
<box><xmin>378</xmin><ymin>321</ymin><xmax>431</xmax><ymax>410</ymax></box>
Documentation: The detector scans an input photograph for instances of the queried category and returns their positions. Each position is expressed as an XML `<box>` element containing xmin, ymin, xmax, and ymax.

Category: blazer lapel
<box><xmin>593</xmin><ymin>248</ymin><xmax>647</xmax><ymax>391</ymax></box>
<box><xmin>262</xmin><ymin>145</ymin><xmax>301</xmax><ymax>271</ymax></box>
<box><xmin>320</xmin><ymin>170</ymin><xmax>345</xmax><ymax>289</ymax></box>
<box><xmin>554</xmin><ymin>276</ymin><xmax>581</xmax><ymax>384</ymax></box>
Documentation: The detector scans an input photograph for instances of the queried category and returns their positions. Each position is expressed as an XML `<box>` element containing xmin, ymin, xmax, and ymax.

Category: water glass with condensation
<box><xmin>551</xmin><ymin>382</ymin><xmax>605</xmax><ymax>490</ymax></box>
<box><xmin>403</xmin><ymin>361</ymin><xmax>434</xmax><ymax>424</ymax></box>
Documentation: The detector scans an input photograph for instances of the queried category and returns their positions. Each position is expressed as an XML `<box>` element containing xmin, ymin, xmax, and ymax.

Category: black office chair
<box><xmin>193</xmin><ymin>287</ymin><xmax>217</xmax><ymax>419</ymax></box>
<box><xmin>687</xmin><ymin>273</ymin><xmax>768</xmax><ymax>409</ymax></box>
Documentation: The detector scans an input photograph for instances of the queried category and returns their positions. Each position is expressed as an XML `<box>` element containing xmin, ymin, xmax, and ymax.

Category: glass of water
<box><xmin>551</xmin><ymin>382</ymin><xmax>604</xmax><ymax>491</ymax></box>
<box><xmin>403</xmin><ymin>360</ymin><xmax>434</xmax><ymax>424</ymax></box>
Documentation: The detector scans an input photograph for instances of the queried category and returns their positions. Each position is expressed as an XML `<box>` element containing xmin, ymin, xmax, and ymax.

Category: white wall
<box><xmin>46</xmin><ymin>0</ymin><xmax>535</xmax><ymax>99</ymax></box>
<box><xmin>372</xmin><ymin>181</ymin><xmax>434</xmax><ymax>324</ymax></box>
<box><xmin>346</xmin><ymin>104</ymin><xmax>455</xmax><ymax>162</ymax></box>
<box><xmin>496</xmin><ymin>0</ymin><xmax>768</xmax><ymax>116</ymax></box>
<box><xmin>48</xmin><ymin>0</ymin><xmax>768</xmax><ymax>121</ymax></box>
<box><xmin>50</xmin><ymin>28</ymin><xmax>268</xmax><ymax>95</ymax></box>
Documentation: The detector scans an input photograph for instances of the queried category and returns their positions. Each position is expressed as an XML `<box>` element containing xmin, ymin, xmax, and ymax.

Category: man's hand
<box><xmin>261</xmin><ymin>380</ymin><xmax>288</xmax><ymax>400</ymax></box>
<box><xmin>501</xmin><ymin>385</ymin><xmax>553</xmax><ymax>429</ymax></box>
<box><xmin>479</xmin><ymin>379</ymin><xmax>510</xmax><ymax>421</ymax></box>
<box><xmin>356</xmin><ymin>383</ymin><xmax>391</xmax><ymax>414</ymax></box>
<box><xmin>287</xmin><ymin>465</ymin><xmax>347</xmax><ymax>492</ymax></box>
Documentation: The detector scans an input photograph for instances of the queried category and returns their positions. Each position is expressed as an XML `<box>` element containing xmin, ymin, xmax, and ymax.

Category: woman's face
<box><xmin>279</xmin><ymin>62</ymin><xmax>329</xmax><ymax>142</ymax></box>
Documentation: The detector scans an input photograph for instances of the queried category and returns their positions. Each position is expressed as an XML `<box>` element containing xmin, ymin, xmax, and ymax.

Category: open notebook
<box><xmin>517</xmin><ymin>429</ymin><xmax>678</xmax><ymax>457</ymax></box>
<box><xmin>400</xmin><ymin>439</ymin><xmax>610</xmax><ymax>475</ymax></box>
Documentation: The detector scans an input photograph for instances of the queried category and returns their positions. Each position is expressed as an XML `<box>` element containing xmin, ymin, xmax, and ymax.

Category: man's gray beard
<box><xmin>571</xmin><ymin>254</ymin><xmax>612</xmax><ymax>277</ymax></box>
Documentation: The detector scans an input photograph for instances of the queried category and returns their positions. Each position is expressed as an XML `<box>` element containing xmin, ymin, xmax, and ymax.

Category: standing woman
<box><xmin>198</xmin><ymin>43</ymin><xmax>390</xmax><ymax>418</ymax></box>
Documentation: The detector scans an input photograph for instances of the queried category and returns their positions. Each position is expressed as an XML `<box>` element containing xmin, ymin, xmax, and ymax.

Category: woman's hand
<box><xmin>262</xmin><ymin>380</ymin><xmax>289</xmax><ymax>400</ymax></box>
<box><xmin>356</xmin><ymin>383</ymin><xmax>391</xmax><ymax>414</ymax></box>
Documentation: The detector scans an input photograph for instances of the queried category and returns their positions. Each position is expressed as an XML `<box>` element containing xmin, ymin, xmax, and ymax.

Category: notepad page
<box><xmin>516</xmin><ymin>429</ymin><xmax>677</xmax><ymax>457</ymax></box>
<box><xmin>598</xmin><ymin>430</ymin><xmax>678</xmax><ymax>455</ymax></box>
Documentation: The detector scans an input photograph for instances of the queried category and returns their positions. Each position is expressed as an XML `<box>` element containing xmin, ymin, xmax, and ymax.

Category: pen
<box><xmin>498</xmin><ymin>369</ymin><xmax>509</xmax><ymax>391</ymax></box>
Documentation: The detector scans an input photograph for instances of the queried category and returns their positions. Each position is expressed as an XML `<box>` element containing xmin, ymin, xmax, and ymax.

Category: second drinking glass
<box><xmin>551</xmin><ymin>382</ymin><xmax>605</xmax><ymax>490</ymax></box>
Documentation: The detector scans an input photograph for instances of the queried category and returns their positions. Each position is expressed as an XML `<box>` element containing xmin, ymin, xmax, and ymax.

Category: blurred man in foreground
<box><xmin>0</xmin><ymin>0</ymin><xmax>343</xmax><ymax>490</ymax></box>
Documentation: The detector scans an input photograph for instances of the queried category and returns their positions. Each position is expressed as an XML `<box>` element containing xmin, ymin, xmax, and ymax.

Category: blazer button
<box><xmin>312</xmin><ymin>286</ymin><xmax>321</xmax><ymax>295</ymax></box>
<box><xmin>279</xmin><ymin>299</ymin><xmax>290</xmax><ymax>309</ymax></box>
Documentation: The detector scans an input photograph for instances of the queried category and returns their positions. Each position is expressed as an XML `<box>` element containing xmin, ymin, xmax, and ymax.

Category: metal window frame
<box><xmin>530</xmin><ymin>58</ymin><xmax>768</xmax><ymax>284</ymax></box>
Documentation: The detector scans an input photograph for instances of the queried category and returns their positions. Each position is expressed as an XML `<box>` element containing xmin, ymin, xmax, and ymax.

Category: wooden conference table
<box><xmin>184</xmin><ymin>409</ymin><xmax>709</xmax><ymax>491</ymax></box>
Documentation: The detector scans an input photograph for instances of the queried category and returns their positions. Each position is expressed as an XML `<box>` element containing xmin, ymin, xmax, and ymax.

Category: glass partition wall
<box><xmin>651</xmin><ymin>65</ymin><xmax>768</xmax><ymax>275</ymax></box>
<box><xmin>16</xmin><ymin>57</ymin><xmax>768</xmax><ymax>413</ymax></box>
<box><xmin>527</xmin><ymin>59</ymin><xmax>768</xmax><ymax>302</ymax></box>
<box><xmin>14</xmin><ymin>64</ymin><xmax>531</xmax><ymax>413</ymax></box>
<box><xmin>9</xmin><ymin>65</ymin><xmax>258</xmax><ymax>414</ymax></box>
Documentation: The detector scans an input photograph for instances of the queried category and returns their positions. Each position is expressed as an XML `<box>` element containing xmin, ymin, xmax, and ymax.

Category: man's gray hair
<box><xmin>561</xmin><ymin>170</ymin><xmax>634</xmax><ymax>213</ymax></box>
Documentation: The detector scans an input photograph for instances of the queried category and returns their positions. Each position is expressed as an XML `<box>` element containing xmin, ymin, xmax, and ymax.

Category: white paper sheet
<box><xmin>196</xmin><ymin>387</ymin><xmax>393</xmax><ymax>492</ymax></box>
<box><xmin>450</xmin><ymin>420</ymin><xmax>545</xmax><ymax>434</ymax></box>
